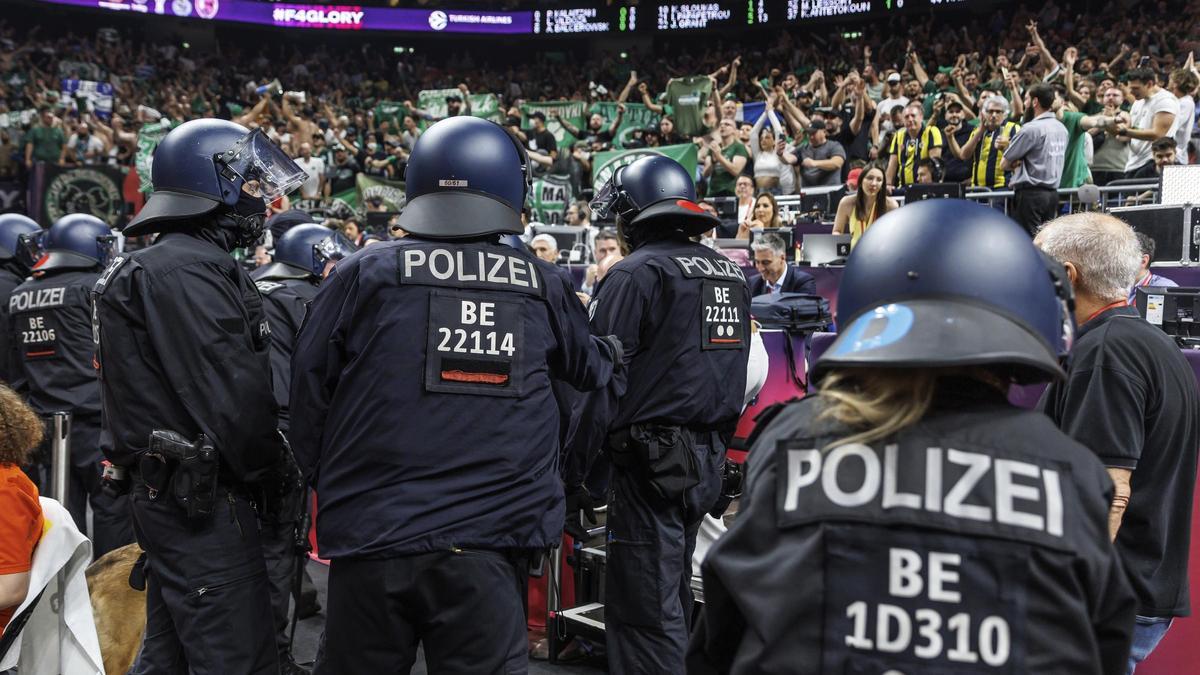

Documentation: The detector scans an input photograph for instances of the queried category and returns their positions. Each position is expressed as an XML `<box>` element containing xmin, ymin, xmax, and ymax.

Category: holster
<box><xmin>255</xmin><ymin>439</ymin><xmax>304</xmax><ymax>526</ymax></box>
<box><xmin>142</xmin><ymin>430</ymin><xmax>219</xmax><ymax>520</ymax></box>
<box><xmin>608</xmin><ymin>423</ymin><xmax>700</xmax><ymax>503</ymax></box>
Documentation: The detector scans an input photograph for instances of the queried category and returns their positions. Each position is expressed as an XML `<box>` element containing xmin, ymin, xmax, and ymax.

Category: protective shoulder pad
<box><xmin>93</xmin><ymin>254</ymin><xmax>131</xmax><ymax>295</ymax></box>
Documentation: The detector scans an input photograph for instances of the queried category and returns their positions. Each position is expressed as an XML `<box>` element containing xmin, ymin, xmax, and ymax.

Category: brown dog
<box><xmin>85</xmin><ymin>543</ymin><xmax>146</xmax><ymax>675</ymax></box>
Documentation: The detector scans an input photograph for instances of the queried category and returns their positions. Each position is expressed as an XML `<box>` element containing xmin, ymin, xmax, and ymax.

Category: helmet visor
<box><xmin>590</xmin><ymin>165</ymin><xmax>638</xmax><ymax>221</ymax></box>
<box><xmin>16</xmin><ymin>230</ymin><xmax>45</xmax><ymax>269</ymax></box>
<box><xmin>97</xmin><ymin>234</ymin><xmax>119</xmax><ymax>267</ymax></box>
<box><xmin>218</xmin><ymin>128</ymin><xmax>307</xmax><ymax>202</ymax></box>
<box><xmin>312</xmin><ymin>231</ymin><xmax>357</xmax><ymax>273</ymax></box>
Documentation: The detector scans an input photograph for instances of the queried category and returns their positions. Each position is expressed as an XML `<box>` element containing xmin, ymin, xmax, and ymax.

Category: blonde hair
<box><xmin>0</xmin><ymin>384</ymin><xmax>44</xmax><ymax>466</ymax></box>
<box><xmin>817</xmin><ymin>367</ymin><xmax>1009</xmax><ymax>448</ymax></box>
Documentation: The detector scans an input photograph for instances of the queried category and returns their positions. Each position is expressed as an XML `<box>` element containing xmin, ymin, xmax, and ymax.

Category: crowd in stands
<box><xmin>2</xmin><ymin>0</ymin><xmax>1199</xmax><ymax>240</ymax></box>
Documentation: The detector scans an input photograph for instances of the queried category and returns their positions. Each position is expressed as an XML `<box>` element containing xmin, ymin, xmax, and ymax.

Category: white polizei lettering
<box><xmin>403</xmin><ymin>249</ymin><xmax>427</xmax><ymax>277</ymax></box>
<box><xmin>944</xmin><ymin>449</ymin><xmax>992</xmax><ymax>522</ymax></box>
<box><xmin>823</xmin><ymin>443</ymin><xmax>881</xmax><ymax>508</ymax></box>
<box><xmin>994</xmin><ymin>459</ymin><xmax>1045</xmax><ymax>532</ymax></box>
<box><xmin>429</xmin><ymin>249</ymin><xmax>454</xmax><ymax>280</ymax></box>
<box><xmin>888</xmin><ymin>548</ymin><xmax>923</xmax><ymax>598</ymax></box>
<box><xmin>9</xmin><ymin>287</ymin><xmax>66</xmax><ymax>312</ymax></box>
<box><xmin>508</xmin><ymin>255</ymin><xmax>529</xmax><ymax>287</ymax></box>
<box><xmin>455</xmin><ymin>250</ymin><xmax>477</xmax><ymax>281</ymax></box>
<box><xmin>675</xmin><ymin>257</ymin><xmax>698</xmax><ymax>276</ymax></box>
<box><xmin>783</xmin><ymin>449</ymin><xmax>822</xmax><ymax>512</ymax></box>
<box><xmin>693</xmin><ymin>256</ymin><xmax>716</xmax><ymax>277</ymax></box>
<box><xmin>486</xmin><ymin>253</ymin><xmax>507</xmax><ymax>284</ymax></box>
<box><xmin>876</xmin><ymin>604</ymin><xmax>911</xmax><ymax>653</ymax></box>
<box><xmin>1044</xmin><ymin>469</ymin><xmax>1064</xmax><ymax>537</ymax></box>
<box><xmin>882</xmin><ymin>444</ymin><xmax>921</xmax><ymax>510</ymax></box>
<box><xmin>529</xmin><ymin>260</ymin><xmax>539</xmax><ymax>289</ymax></box>
<box><xmin>927</xmin><ymin>552</ymin><xmax>962</xmax><ymax>603</ymax></box>
<box><xmin>925</xmin><ymin>447</ymin><xmax>943</xmax><ymax>513</ymax></box>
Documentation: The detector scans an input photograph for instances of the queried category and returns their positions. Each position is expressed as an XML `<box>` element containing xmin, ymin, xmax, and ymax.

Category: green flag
<box><xmin>590</xmin><ymin>102</ymin><xmax>662</xmax><ymax>149</ymax></box>
<box><xmin>528</xmin><ymin>174</ymin><xmax>574</xmax><ymax>225</ymax></box>
<box><xmin>135</xmin><ymin>119</ymin><xmax>177</xmax><ymax>194</ymax></box>
<box><xmin>520</xmin><ymin>101</ymin><xmax>588</xmax><ymax>150</ymax></box>
<box><xmin>356</xmin><ymin>174</ymin><xmax>406</xmax><ymax>212</ymax></box>
<box><xmin>590</xmin><ymin>144</ymin><xmax>699</xmax><ymax>194</ymax></box>
<box><xmin>373</xmin><ymin>100</ymin><xmax>410</xmax><ymax>128</ymax></box>
<box><xmin>416</xmin><ymin>89</ymin><xmax>503</xmax><ymax>129</ymax></box>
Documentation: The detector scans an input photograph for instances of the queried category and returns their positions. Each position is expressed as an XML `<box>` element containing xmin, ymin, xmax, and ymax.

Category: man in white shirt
<box><xmin>1168</xmin><ymin>68</ymin><xmax>1198</xmax><ymax>164</ymax></box>
<box><xmin>293</xmin><ymin>142</ymin><xmax>326</xmax><ymax>201</ymax></box>
<box><xmin>1119</xmin><ymin>68</ymin><xmax>1179</xmax><ymax>177</ymax></box>
<box><xmin>875</xmin><ymin>72</ymin><xmax>910</xmax><ymax>119</ymax></box>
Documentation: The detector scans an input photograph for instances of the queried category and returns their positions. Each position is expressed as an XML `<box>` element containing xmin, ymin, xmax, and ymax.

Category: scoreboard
<box><xmin>35</xmin><ymin>0</ymin><xmax>987</xmax><ymax>34</ymax></box>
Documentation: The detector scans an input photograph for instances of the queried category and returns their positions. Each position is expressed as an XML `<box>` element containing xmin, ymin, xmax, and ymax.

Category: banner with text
<box><xmin>520</xmin><ymin>100</ymin><xmax>588</xmax><ymax>150</ymax></box>
<box><xmin>416</xmin><ymin>90</ymin><xmax>503</xmax><ymax>129</ymax></box>
<box><xmin>590</xmin><ymin>102</ymin><xmax>663</xmax><ymax>149</ymax></box>
<box><xmin>35</xmin><ymin>164</ymin><xmax>128</xmax><ymax>227</ymax></box>
<box><xmin>529</xmin><ymin>174</ymin><xmax>574</xmax><ymax>225</ymax></box>
<box><xmin>590</xmin><ymin>143</ymin><xmax>699</xmax><ymax>194</ymax></box>
<box><xmin>135</xmin><ymin>119</ymin><xmax>178</xmax><ymax>194</ymax></box>
<box><xmin>61</xmin><ymin>79</ymin><xmax>114</xmax><ymax>119</ymax></box>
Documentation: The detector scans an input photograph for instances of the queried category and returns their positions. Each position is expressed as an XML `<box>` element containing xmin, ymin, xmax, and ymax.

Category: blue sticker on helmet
<box><xmin>830</xmin><ymin>304</ymin><xmax>914</xmax><ymax>356</ymax></box>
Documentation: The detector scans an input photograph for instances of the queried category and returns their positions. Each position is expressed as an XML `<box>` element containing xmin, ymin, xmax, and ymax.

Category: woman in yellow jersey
<box><xmin>832</xmin><ymin>164</ymin><xmax>899</xmax><ymax>247</ymax></box>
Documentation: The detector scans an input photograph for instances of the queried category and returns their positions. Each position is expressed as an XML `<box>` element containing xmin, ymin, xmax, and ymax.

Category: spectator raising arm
<box><xmin>638</xmin><ymin>82</ymin><xmax>665</xmax><ymax>114</ymax></box>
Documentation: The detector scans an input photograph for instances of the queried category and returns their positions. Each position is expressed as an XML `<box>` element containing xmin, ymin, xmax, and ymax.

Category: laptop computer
<box><xmin>800</xmin><ymin>234</ymin><xmax>852</xmax><ymax>266</ymax></box>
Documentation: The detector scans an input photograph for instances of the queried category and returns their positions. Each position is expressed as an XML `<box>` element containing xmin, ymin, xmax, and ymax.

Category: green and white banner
<box><xmin>373</xmin><ymin>100</ymin><xmax>410</xmax><ymax>128</ymax></box>
<box><xmin>591</xmin><ymin>143</ymin><xmax>699</xmax><ymax>194</ymax></box>
<box><xmin>520</xmin><ymin>101</ymin><xmax>588</xmax><ymax>150</ymax></box>
<box><xmin>356</xmin><ymin>174</ymin><xmax>406</xmax><ymax>212</ymax></box>
<box><xmin>416</xmin><ymin>89</ymin><xmax>503</xmax><ymax>129</ymax></box>
<box><xmin>590</xmin><ymin>102</ymin><xmax>662</xmax><ymax>149</ymax></box>
<box><xmin>529</xmin><ymin>174</ymin><xmax>574</xmax><ymax>225</ymax></box>
<box><xmin>0</xmin><ymin>109</ymin><xmax>37</xmax><ymax>129</ymax></box>
<box><xmin>135</xmin><ymin>119</ymin><xmax>177</xmax><ymax>194</ymax></box>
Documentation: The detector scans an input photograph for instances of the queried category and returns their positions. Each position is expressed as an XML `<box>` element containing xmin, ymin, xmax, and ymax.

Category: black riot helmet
<box><xmin>125</xmin><ymin>119</ymin><xmax>306</xmax><ymax>248</ymax></box>
<box><xmin>398</xmin><ymin>117</ymin><xmax>531</xmax><ymax>240</ymax></box>
<box><xmin>814</xmin><ymin>199</ymin><xmax>1075</xmax><ymax>384</ymax></box>
<box><xmin>590</xmin><ymin>154</ymin><xmax>718</xmax><ymax>239</ymax></box>
<box><xmin>261</xmin><ymin>223</ymin><xmax>356</xmax><ymax>279</ymax></box>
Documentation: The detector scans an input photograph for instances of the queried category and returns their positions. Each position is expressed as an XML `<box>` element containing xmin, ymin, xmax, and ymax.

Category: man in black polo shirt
<box><xmin>1036</xmin><ymin>212</ymin><xmax>1200</xmax><ymax>674</ymax></box>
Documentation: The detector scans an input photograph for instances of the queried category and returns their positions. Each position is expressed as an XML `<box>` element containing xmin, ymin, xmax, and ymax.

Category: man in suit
<box><xmin>749</xmin><ymin>232</ymin><xmax>816</xmax><ymax>296</ymax></box>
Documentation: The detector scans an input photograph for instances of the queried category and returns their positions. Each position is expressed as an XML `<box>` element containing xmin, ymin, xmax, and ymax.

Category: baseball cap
<box><xmin>808</xmin><ymin>119</ymin><xmax>827</xmax><ymax>132</ymax></box>
<box><xmin>887</xmin><ymin>73</ymin><xmax>902</xmax><ymax>84</ymax></box>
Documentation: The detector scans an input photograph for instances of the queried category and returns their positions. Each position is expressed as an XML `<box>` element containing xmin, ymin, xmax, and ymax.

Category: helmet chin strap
<box><xmin>218</xmin><ymin>211</ymin><xmax>266</xmax><ymax>249</ymax></box>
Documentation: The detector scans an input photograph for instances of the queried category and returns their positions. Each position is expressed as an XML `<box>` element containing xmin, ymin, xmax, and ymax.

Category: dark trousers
<box><xmin>605</xmin><ymin>433</ymin><xmax>723</xmax><ymax>675</ymax></box>
<box><xmin>1012</xmin><ymin>186</ymin><xmax>1059</xmax><ymax>237</ymax></box>
<box><xmin>1092</xmin><ymin>169</ymin><xmax>1126</xmax><ymax>187</ymax></box>
<box><xmin>261</xmin><ymin>519</ymin><xmax>300</xmax><ymax>661</ymax></box>
<box><xmin>129</xmin><ymin>482</ymin><xmax>278</xmax><ymax>675</ymax></box>
<box><xmin>315</xmin><ymin>550</ymin><xmax>528</xmax><ymax>674</ymax></box>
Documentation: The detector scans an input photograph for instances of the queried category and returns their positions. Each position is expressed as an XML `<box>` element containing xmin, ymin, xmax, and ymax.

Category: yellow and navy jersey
<box><xmin>889</xmin><ymin>125</ymin><xmax>944</xmax><ymax>187</ymax></box>
<box><xmin>971</xmin><ymin>121</ymin><xmax>1021</xmax><ymax>189</ymax></box>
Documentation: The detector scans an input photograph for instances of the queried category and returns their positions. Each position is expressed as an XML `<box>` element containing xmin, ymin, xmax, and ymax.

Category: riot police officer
<box><xmin>567</xmin><ymin>155</ymin><xmax>751</xmax><ymax>674</ymax></box>
<box><xmin>8</xmin><ymin>213</ymin><xmax>133</xmax><ymax>556</ymax></box>
<box><xmin>91</xmin><ymin>118</ymin><xmax>307</xmax><ymax>674</ymax></box>
<box><xmin>689</xmin><ymin>200</ymin><xmax>1136</xmax><ymax>674</ymax></box>
<box><xmin>0</xmin><ymin>213</ymin><xmax>40</xmax><ymax>385</ymax></box>
<box><xmin>252</xmin><ymin>220</ymin><xmax>353</xmax><ymax>675</ymax></box>
<box><xmin>289</xmin><ymin>116</ymin><xmax>621</xmax><ymax>674</ymax></box>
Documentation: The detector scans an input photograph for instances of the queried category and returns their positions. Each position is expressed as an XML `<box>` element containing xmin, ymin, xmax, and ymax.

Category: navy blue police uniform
<box><xmin>289</xmin><ymin>117</ymin><xmax>620</xmax><ymax>674</ymax></box>
<box><xmin>567</xmin><ymin>155</ymin><xmax>750</xmax><ymax>674</ymax></box>
<box><xmin>252</xmin><ymin>221</ymin><xmax>354</xmax><ymax>675</ymax></box>
<box><xmin>0</xmin><ymin>213</ymin><xmax>41</xmax><ymax>385</ymax></box>
<box><xmin>689</xmin><ymin>200</ymin><xmax>1136</xmax><ymax>674</ymax></box>
<box><xmin>8</xmin><ymin>213</ymin><xmax>132</xmax><ymax>556</ymax></box>
<box><xmin>91</xmin><ymin>118</ymin><xmax>310</xmax><ymax>675</ymax></box>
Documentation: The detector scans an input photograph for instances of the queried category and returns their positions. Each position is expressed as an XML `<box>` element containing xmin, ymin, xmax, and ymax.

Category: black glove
<box><xmin>599</xmin><ymin>334</ymin><xmax>625</xmax><ymax>373</ymax></box>
<box><xmin>564</xmin><ymin>484</ymin><xmax>598</xmax><ymax>540</ymax></box>
<box><xmin>258</xmin><ymin>432</ymin><xmax>304</xmax><ymax>524</ymax></box>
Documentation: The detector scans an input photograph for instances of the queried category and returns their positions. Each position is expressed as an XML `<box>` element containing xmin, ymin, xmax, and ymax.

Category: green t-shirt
<box><xmin>665</xmin><ymin>76</ymin><xmax>713</xmax><ymax>139</ymax></box>
<box><xmin>1058</xmin><ymin>110</ymin><xmax>1091</xmax><ymax>189</ymax></box>
<box><xmin>707</xmin><ymin>141</ymin><xmax>750</xmax><ymax>197</ymax></box>
<box><xmin>24</xmin><ymin>125</ymin><xmax>65</xmax><ymax>163</ymax></box>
